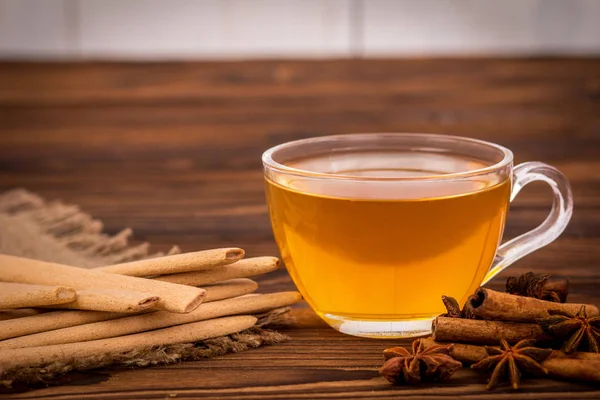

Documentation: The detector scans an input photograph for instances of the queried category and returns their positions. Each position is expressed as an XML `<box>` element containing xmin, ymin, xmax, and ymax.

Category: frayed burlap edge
<box><xmin>0</xmin><ymin>189</ymin><xmax>296</xmax><ymax>388</ymax></box>
<box><xmin>0</xmin><ymin>308</ymin><xmax>294</xmax><ymax>388</ymax></box>
<box><xmin>0</xmin><ymin>188</ymin><xmax>181</xmax><ymax>268</ymax></box>
<box><xmin>0</xmin><ymin>326</ymin><xmax>290</xmax><ymax>388</ymax></box>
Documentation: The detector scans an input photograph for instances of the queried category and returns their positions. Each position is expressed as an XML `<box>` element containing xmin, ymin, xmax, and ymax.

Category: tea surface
<box><xmin>266</xmin><ymin>152</ymin><xmax>511</xmax><ymax>323</ymax></box>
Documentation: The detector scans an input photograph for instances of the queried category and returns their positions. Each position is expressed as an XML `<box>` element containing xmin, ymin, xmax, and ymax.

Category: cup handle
<box><xmin>482</xmin><ymin>162</ymin><xmax>573</xmax><ymax>285</ymax></box>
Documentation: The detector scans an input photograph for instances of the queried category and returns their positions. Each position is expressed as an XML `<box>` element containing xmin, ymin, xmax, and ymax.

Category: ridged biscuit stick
<box><xmin>0</xmin><ymin>254</ymin><xmax>205</xmax><ymax>314</ymax></box>
<box><xmin>0</xmin><ymin>292</ymin><xmax>301</xmax><ymax>348</ymax></box>
<box><xmin>43</xmin><ymin>288</ymin><xmax>159</xmax><ymax>313</ymax></box>
<box><xmin>96</xmin><ymin>248</ymin><xmax>245</xmax><ymax>276</ymax></box>
<box><xmin>0</xmin><ymin>309</ymin><xmax>41</xmax><ymax>322</ymax></box>
<box><xmin>0</xmin><ymin>282</ymin><xmax>76</xmax><ymax>309</ymax></box>
<box><xmin>0</xmin><ymin>278</ymin><xmax>259</xmax><ymax>340</ymax></box>
<box><xmin>156</xmin><ymin>256</ymin><xmax>280</xmax><ymax>286</ymax></box>
<box><xmin>203</xmin><ymin>278</ymin><xmax>258</xmax><ymax>302</ymax></box>
<box><xmin>0</xmin><ymin>315</ymin><xmax>257</xmax><ymax>374</ymax></box>
<box><xmin>0</xmin><ymin>310</ymin><xmax>121</xmax><ymax>341</ymax></box>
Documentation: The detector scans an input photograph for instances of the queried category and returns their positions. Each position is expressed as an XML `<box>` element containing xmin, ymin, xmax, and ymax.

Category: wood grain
<box><xmin>0</xmin><ymin>58</ymin><xmax>599</xmax><ymax>399</ymax></box>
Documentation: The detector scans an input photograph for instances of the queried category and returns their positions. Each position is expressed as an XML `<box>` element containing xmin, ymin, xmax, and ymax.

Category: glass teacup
<box><xmin>262</xmin><ymin>133</ymin><xmax>572</xmax><ymax>338</ymax></box>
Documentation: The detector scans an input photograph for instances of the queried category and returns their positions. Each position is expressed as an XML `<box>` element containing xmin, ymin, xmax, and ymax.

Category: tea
<box><xmin>265</xmin><ymin>152</ymin><xmax>511</xmax><ymax>330</ymax></box>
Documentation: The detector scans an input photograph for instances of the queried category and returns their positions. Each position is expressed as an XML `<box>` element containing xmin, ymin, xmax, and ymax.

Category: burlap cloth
<box><xmin>0</xmin><ymin>189</ymin><xmax>292</xmax><ymax>388</ymax></box>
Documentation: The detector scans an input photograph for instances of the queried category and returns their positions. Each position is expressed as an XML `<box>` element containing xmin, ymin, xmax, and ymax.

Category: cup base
<box><xmin>320</xmin><ymin>313</ymin><xmax>434</xmax><ymax>339</ymax></box>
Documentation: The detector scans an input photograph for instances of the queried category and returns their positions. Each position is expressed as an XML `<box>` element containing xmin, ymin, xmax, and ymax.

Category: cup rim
<box><xmin>262</xmin><ymin>133</ymin><xmax>514</xmax><ymax>181</ymax></box>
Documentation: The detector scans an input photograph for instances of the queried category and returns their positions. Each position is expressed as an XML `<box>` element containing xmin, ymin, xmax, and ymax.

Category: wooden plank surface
<box><xmin>0</xmin><ymin>59</ymin><xmax>599</xmax><ymax>398</ymax></box>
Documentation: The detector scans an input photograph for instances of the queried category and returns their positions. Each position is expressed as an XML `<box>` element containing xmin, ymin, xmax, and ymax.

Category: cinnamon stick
<box><xmin>421</xmin><ymin>337</ymin><xmax>487</xmax><ymax>364</ymax></box>
<box><xmin>43</xmin><ymin>288</ymin><xmax>159</xmax><ymax>313</ymax></box>
<box><xmin>421</xmin><ymin>338</ymin><xmax>600</xmax><ymax>383</ymax></box>
<box><xmin>543</xmin><ymin>351</ymin><xmax>600</xmax><ymax>383</ymax></box>
<box><xmin>0</xmin><ymin>315</ymin><xmax>257</xmax><ymax>375</ymax></box>
<box><xmin>468</xmin><ymin>288</ymin><xmax>599</xmax><ymax>322</ymax></box>
<box><xmin>0</xmin><ymin>282</ymin><xmax>76</xmax><ymax>309</ymax></box>
<box><xmin>0</xmin><ymin>254</ymin><xmax>205</xmax><ymax>313</ymax></box>
<box><xmin>432</xmin><ymin>316</ymin><xmax>552</xmax><ymax>345</ymax></box>
<box><xmin>156</xmin><ymin>256</ymin><xmax>279</xmax><ymax>286</ymax></box>
<box><xmin>0</xmin><ymin>292</ymin><xmax>301</xmax><ymax>348</ymax></box>
<box><xmin>96</xmin><ymin>248</ymin><xmax>245</xmax><ymax>276</ymax></box>
<box><xmin>0</xmin><ymin>279</ymin><xmax>260</xmax><ymax>341</ymax></box>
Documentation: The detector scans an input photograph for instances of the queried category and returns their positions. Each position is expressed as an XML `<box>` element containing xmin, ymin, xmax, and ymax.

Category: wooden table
<box><xmin>0</xmin><ymin>59</ymin><xmax>599</xmax><ymax>399</ymax></box>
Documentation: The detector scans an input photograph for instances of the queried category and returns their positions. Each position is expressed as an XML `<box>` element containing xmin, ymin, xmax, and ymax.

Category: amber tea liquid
<box><xmin>265</xmin><ymin>151</ymin><xmax>511</xmax><ymax>335</ymax></box>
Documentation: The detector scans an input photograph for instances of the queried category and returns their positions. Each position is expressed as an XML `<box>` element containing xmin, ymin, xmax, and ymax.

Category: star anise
<box><xmin>471</xmin><ymin>339</ymin><xmax>551</xmax><ymax>390</ymax></box>
<box><xmin>379</xmin><ymin>339</ymin><xmax>462</xmax><ymax>385</ymax></box>
<box><xmin>441</xmin><ymin>295</ymin><xmax>479</xmax><ymax>319</ymax></box>
<box><xmin>537</xmin><ymin>305</ymin><xmax>600</xmax><ymax>353</ymax></box>
<box><xmin>441</xmin><ymin>295</ymin><xmax>462</xmax><ymax>318</ymax></box>
<box><xmin>506</xmin><ymin>271</ymin><xmax>569</xmax><ymax>303</ymax></box>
